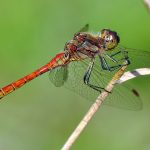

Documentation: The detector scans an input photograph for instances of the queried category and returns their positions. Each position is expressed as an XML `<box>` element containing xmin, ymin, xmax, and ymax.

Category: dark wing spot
<box><xmin>132</xmin><ymin>89</ymin><xmax>140</xmax><ymax>97</ymax></box>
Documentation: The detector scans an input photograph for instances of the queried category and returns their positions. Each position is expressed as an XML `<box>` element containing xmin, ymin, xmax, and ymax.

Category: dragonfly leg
<box><xmin>100</xmin><ymin>48</ymin><xmax>130</xmax><ymax>71</ymax></box>
<box><xmin>105</xmin><ymin>48</ymin><xmax>129</xmax><ymax>63</ymax></box>
<box><xmin>110</xmin><ymin>48</ymin><xmax>128</xmax><ymax>58</ymax></box>
<box><xmin>83</xmin><ymin>58</ymin><xmax>111</xmax><ymax>93</ymax></box>
<box><xmin>99</xmin><ymin>55</ymin><xmax>130</xmax><ymax>72</ymax></box>
<box><xmin>99</xmin><ymin>56</ymin><xmax>112</xmax><ymax>71</ymax></box>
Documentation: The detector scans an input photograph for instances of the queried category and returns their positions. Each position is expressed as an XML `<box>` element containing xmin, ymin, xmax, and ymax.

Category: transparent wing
<box><xmin>118</xmin><ymin>46</ymin><xmax>150</xmax><ymax>70</ymax></box>
<box><xmin>103</xmin><ymin>46</ymin><xmax>150</xmax><ymax>73</ymax></box>
<box><xmin>89</xmin><ymin>59</ymin><xmax>142</xmax><ymax>110</ymax></box>
<box><xmin>105</xmin><ymin>84</ymin><xmax>142</xmax><ymax>110</ymax></box>
<box><xmin>49</xmin><ymin>66</ymin><xmax>68</xmax><ymax>87</ymax></box>
<box><xmin>49</xmin><ymin>57</ymin><xmax>143</xmax><ymax>110</ymax></box>
<box><xmin>77</xmin><ymin>24</ymin><xmax>89</xmax><ymax>33</ymax></box>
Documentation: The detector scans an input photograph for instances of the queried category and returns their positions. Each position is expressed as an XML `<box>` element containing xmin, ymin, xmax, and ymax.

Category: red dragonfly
<box><xmin>0</xmin><ymin>24</ymin><xmax>149</xmax><ymax>110</ymax></box>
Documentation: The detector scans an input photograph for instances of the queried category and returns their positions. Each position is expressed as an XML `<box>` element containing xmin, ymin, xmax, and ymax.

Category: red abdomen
<box><xmin>0</xmin><ymin>52</ymin><xmax>68</xmax><ymax>99</ymax></box>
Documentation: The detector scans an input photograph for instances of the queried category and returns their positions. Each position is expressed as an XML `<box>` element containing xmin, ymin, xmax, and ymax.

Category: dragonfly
<box><xmin>0</xmin><ymin>24</ymin><xmax>149</xmax><ymax>110</ymax></box>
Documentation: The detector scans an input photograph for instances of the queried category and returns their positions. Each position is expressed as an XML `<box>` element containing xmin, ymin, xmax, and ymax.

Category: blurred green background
<box><xmin>0</xmin><ymin>0</ymin><xmax>150</xmax><ymax>149</ymax></box>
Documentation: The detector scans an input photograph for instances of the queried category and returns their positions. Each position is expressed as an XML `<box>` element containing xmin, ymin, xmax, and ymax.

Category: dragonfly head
<box><xmin>100</xmin><ymin>29</ymin><xmax>120</xmax><ymax>50</ymax></box>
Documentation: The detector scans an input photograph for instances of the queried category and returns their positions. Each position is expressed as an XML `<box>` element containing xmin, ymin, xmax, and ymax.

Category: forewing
<box><xmin>105</xmin><ymin>83</ymin><xmax>142</xmax><ymax>110</ymax></box>
<box><xmin>119</xmin><ymin>46</ymin><xmax>150</xmax><ymax>70</ymax></box>
<box><xmin>84</xmin><ymin>59</ymin><xmax>142</xmax><ymax>110</ymax></box>
<box><xmin>77</xmin><ymin>24</ymin><xmax>89</xmax><ymax>33</ymax></box>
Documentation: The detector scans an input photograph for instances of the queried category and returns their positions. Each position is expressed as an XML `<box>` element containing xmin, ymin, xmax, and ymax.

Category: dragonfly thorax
<box><xmin>64</xmin><ymin>29</ymin><xmax>120</xmax><ymax>60</ymax></box>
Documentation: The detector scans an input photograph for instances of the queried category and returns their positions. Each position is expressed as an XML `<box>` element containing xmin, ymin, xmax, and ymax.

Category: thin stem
<box><xmin>61</xmin><ymin>65</ymin><xmax>127</xmax><ymax>150</ymax></box>
<box><xmin>116</xmin><ymin>68</ymin><xmax>150</xmax><ymax>84</ymax></box>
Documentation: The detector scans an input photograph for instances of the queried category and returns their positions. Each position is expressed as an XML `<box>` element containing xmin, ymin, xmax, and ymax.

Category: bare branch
<box><xmin>117</xmin><ymin>68</ymin><xmax>150</xmax><ymax>84</ymax></box>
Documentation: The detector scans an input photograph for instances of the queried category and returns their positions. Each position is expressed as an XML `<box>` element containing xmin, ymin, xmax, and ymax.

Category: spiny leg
<box><xmin>99</xmin><ymin>55</ymin><xmax>121</xmax><ymax>71</ymax></box>
<box><xmin>105</xmin><ymin>48</ymin><xmax>129</xmax><ymax>63</ymax></box>
<box><xmin>83</xmin><ymin>58</ymin><xmax>110</xmax><ymax>93</ymax></box>
<box><xmin>99</xmin><ymin>48</ymin><xmax>130</xmax><ymax>71</ymax></box>
<box><xmin>99</xmin><ymin>55</ymin><xmax>130</xmax><ymax>71</ymax></box>
<box><xmin>99</xmin><ymin>56</ymin><xmax>111</xmax><ymax>71</ymax></box>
